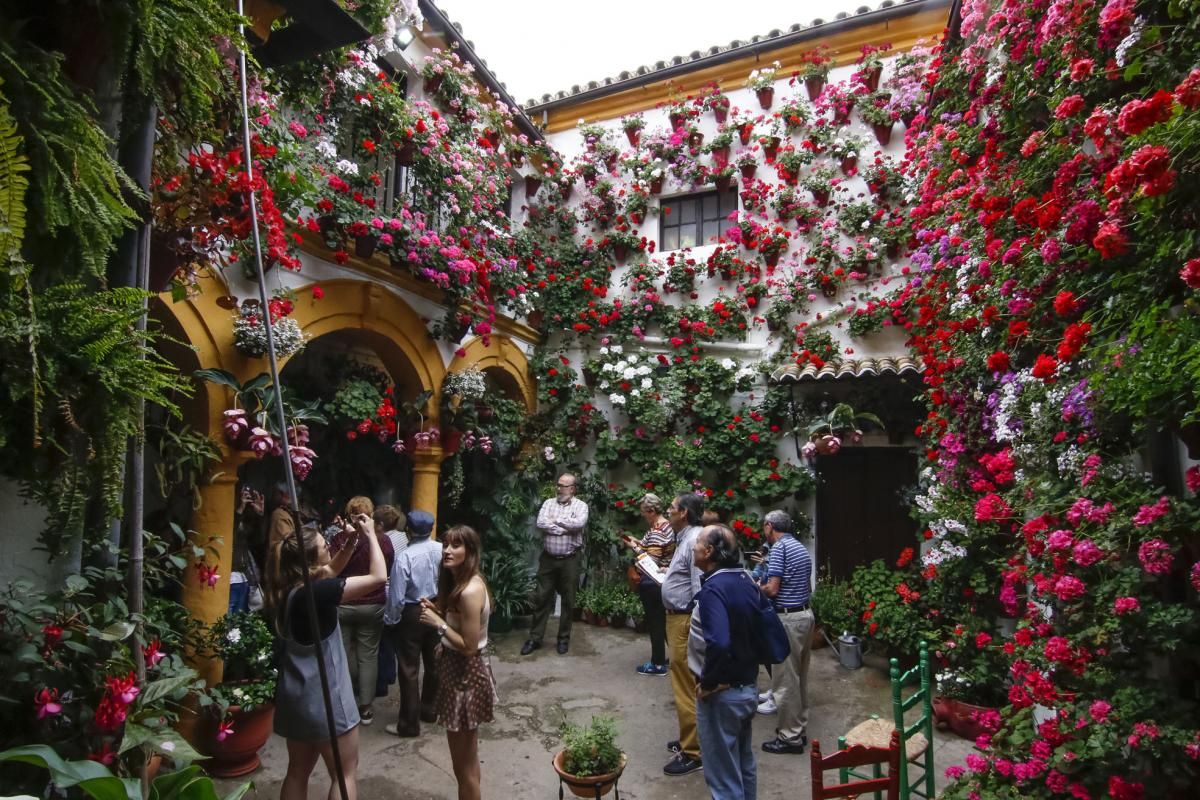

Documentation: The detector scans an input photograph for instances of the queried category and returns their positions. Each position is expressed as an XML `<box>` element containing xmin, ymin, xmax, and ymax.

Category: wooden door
<box><xmin>815</xmin><ymin>447</ymin><xmax>919</xmax><ymax>580</ymax></box>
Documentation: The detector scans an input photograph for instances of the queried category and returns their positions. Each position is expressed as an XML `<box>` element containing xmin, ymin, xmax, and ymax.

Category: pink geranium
<box><xmin>1053</xmin><ymin>575</ymin><xmax>1086</xmax><ymax>602</ymax></box>
<box><xmin>1113</xmin><ymin>596</ymin><xmax>1140</xmax><ymax>615</ymax></box>
<box><xmin>1138</xmin><ymin>539</ymin><xmax>1174</xmax><ymax>575</ymax></box>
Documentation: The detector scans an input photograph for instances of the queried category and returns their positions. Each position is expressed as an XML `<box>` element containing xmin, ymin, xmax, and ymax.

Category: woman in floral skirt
<box><xmin>418</xmin><ymin>525</ymin><xmax>496</xmax><ymax>800</ymax></box>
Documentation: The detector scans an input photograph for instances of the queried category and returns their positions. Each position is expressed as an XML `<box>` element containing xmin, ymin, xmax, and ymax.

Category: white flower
<box><xmin>601</xmin><ymin>363</ymin><xmax>614</xmax><ymax>373</ymax></box>
<box><xmin>598</xmin><ymin>346</ymin><xmax>609</xmax><ymax>355</ymax></box>
<box><xmin>721</xmin><ymin>358</ymin><xmax>736</xmax><ymax>370</ymax></box>
<box><xmin>335</xmin><ymin>159</ymin><xmax>360</xmax><ymax>176</ymax></box>
<box><xmin>641</xmin><ymin>377</ymin><xmax>653</xmax><ymax>389</ymax></box>
<box><xmin>623</xmin><ymin>368</ymin><xmax>637</xmax><ymax>380</ymax></box>
<box><xmin>609</xmin><ymin>393</ymin><xmax>626</xmax><ymax>406</ymax></box>
<box><xmin>611</xmin><ymin>345</ymin><xmax>623</xmax><ymax>354</ymax></box>
<box><xmin>227</xmin><ymin>628</ymin><xmax>242</xmax><ymax>644</ymax></box>
<box><xmin>630</xmin><ymin>389</ymin><xmax>641</xmax><ymax>398</ymax></box>
<box><xmin>543</xmin><ymin>446</ymin><xmax>556</xmax><ymax>461</ymax></box>
<box><xmin>315</xmin><ymin>139</ymin><xmax>338</xmax><ymax>159</ymax></box>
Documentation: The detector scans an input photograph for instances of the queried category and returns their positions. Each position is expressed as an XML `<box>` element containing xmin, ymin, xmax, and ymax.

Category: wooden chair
<box><xmin>839</xmin><ymin>641</ymin><xmax>936</xmax><ymax>800</ymax></box>
<box><xmin>810</xmin><ymin>729</ymin><xmax>901</xmax><ymax>800</ymax></box>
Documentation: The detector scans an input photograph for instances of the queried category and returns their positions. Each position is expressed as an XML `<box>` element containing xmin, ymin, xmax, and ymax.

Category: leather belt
<box><xmin>543</xmin><ymin>550</ymin><xmax>579</xmax><ymax>560</ymax></box>
<box><xmin>777</xmin><ymin>604</ymin><xmax>810</xmax><ymax>614</ymax></box>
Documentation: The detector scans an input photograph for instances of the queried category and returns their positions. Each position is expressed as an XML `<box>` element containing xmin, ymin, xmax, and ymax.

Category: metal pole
<box><xmin>234</xmin><ymin>7</ymin><xmax>349</xmax><ymax>798</ymax></box>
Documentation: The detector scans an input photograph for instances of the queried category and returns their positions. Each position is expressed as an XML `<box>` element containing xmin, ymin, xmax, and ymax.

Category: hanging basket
<box><xmin>804</xmin><ymin>77</ymin><xmax>826</xmax><ymax>102</ymax></box>
<box><xmin>871</xmin><ymin>122</ymin><xmax>894</xmax><ymax>147</ymax></box>
<box><xmin>756</xmin><ymin>87</ymin><xmax>775</xmax><ymax>110</ymax></box>
<box><xmin>624</xmin><ymin>127</ymin><xmax>640</xmax><ymax>147</ymax></box>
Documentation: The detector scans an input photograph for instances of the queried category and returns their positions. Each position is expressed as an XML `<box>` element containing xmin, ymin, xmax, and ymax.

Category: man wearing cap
<box><xmin>383</xmin><ymin>510</ymin><xmax>442</xmax><ymax>737</ymax></box>
<box><xmin>522</xmin><ymin>473</ymin><xmax>589</xmax><ymax>656</ymax></box>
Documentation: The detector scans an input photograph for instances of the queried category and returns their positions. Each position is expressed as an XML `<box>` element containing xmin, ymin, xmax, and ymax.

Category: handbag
<box><xmin>752</xmin><ymin>588</ymin><xmax>792</xmax><ymax>665</ymax></box>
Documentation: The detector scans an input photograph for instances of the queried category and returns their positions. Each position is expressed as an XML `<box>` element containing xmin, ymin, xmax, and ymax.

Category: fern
<box><xmin>0</xmin><ymin>75</ymin><xmax>29</xmax><ymax>264</ymax></box>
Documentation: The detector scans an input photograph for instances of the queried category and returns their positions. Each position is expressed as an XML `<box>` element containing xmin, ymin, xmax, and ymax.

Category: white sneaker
<box><xmin>757</xmin><ymin>691</ymin><xmax>771</xmax><ymax>703</ymax></box>
<box><xmin>757</xmin><ymin>698</ymin><xmax>778</xmax><ymax>715</ymax></box>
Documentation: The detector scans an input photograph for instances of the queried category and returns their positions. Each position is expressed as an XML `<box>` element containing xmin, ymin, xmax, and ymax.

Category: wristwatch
<box><xmin>437</xmin><ymin>622</ymin><xmax>448</xmax><ymax>638</ymax></box>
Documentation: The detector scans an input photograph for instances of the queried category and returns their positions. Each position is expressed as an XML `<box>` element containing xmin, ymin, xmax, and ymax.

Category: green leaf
<box><xmin>137</xmin><ymin>668</ymin><xmax>200</xmax><ymax>707</ymax></box>
<box><xmin>64</xmin><ymin>574</ymin><xmax>89</xmax><ymax>594</ymax></box>
<box><xmin>0</xmin><ymin>745</ymin><xmax>139</xmax><ymax>800</ymax></box>
<box><xmin>97</xmin><ymin>621</ymin><xmax>135</xmax><ymax>641</ymax></box>
<box><xmin>193</xmin><ymin>368</ymin><xmax>241</xmax><ymax>391</ymax></box>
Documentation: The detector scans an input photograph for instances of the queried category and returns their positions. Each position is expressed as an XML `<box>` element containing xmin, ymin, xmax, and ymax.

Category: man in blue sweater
<box><xmin>688</xmin><ymin>524</ymin><xmax>761</xmax><ymax>800</ymax></box>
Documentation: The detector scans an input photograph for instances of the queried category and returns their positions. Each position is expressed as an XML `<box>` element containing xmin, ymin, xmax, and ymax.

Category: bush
<box><xmin>850</xmin><ymin>560</ymin><xmax>934</xmax><ymax>658</ymax></box>
<box><xmin>560</xmin><ymin>716</ymin><xmax>622</xmax><ymax>777</ymax></box>
<box><xmin>810</xmin><ymin>574</ymin><xmax>858</xmax><ymax>637</ymax></box>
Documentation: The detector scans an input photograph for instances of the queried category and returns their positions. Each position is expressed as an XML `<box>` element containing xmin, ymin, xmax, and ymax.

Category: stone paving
<box><xmin>216</xmin><ymin>622</ymin><xmax>974</xmax><ymax>798</ymax></box>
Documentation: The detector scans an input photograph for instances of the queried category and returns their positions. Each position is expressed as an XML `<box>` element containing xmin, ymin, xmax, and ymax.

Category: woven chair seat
<box><xmin>845</xmin><ymin>718</ymin><xmax>928</xmax><ymax>762</ymax></box>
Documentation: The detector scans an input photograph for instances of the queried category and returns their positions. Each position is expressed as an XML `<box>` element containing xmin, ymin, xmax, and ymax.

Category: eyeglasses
<box><xmin>557</xmin><ymin>483</ymin><xmax>575</xmax><ymax>488</ymax></box>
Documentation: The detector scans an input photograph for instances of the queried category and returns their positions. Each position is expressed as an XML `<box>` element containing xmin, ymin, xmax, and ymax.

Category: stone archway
<box><xmin>152</xmin><ymin>275</ymin><xmax>447</xmax><ymax>681</ymax></box>
<box><xmin>447</xmin><ymin>334</ymin><xmax>536</xmax><ymax>413</ymax></box>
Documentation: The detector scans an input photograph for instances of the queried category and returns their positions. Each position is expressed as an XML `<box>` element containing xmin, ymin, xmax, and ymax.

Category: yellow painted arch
<box><xmin>448</xmin><ymin>335</ymin><xmax>536</xmax><ymax>413</ymax></box>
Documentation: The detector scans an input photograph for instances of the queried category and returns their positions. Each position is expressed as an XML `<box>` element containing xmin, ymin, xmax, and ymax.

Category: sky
<box><xmin>431</xmin><ymin>0</ymin><xmax>868</xmax><ymax>104</ymax></box>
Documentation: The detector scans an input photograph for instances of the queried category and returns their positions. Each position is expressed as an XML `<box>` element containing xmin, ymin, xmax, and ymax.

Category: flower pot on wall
<box><xmin>763</xmin><ymin>250</ymin><xmax>781</xmax><ymax>268</ymax></box>
<box><xmin>688</xmin><ymin>131</ymin><xmax>704</xmax><ymax>149</ymax></box>
<box><xmin>524</xmin><ymin>175</ymin><xmax>543</xmax><ymax>198</ymax></box>
<box><xmin>441</xmin><ymin>429</ymin><xmax>463</xmax><ymax>455</ymax></box>
<box><xmin>509</xmin><ymin>150</ymin><xmax>524</xmax><ymax>167</ymax></box>
<box><xmin>603</xmin><ymin>153</ymin><xmax>619</xmax><ymax>172</ymax></box>
<box><xmin>354</xmin><ymin>234</ymin><xmax>378</xmax><ymax>259</ymax></box>
<box><xmin>715</xmin><ymin>175</ymin><xmax>732</xmax><ymax>193</ymax></box>
<box><xmin>624</xmin><ymin>128</ymin><xmax>640</xmax><ymax>147</ymax></box>
<box><xmin>756</xmin><ymin>87</ymin><xmax>774</xmax><ymax>109</ymax></box>
<box><xmin>821</xmin><ymin>282</ymin><xmax>838</xmax><ymax>299</ymax></box>
<box><xmin>740</xmin><ymin>164</ymin><xmax>757</xmax><ymax>180</ymax></box>
<box><xmin>738</xmin><ymin>123</ymin><xmax>755</xmax><ymax>146</ymax></box>
<box><xmin>649</xmin><ymin>177</ymin><xmax>663</xmax><ymax>195</ymax></box>
<box><xmin>871</xmin><ymin>122</ymin><xmax>893</xmax><ymax>147</ymax></box>
<box><xmin>612</xmin><ymin>243</ymin><xmax>629</xmax><ymax>264</ymax></box>
<box><xmin>811</xmin><ymin>189</ymin><xmax>830</xmax><ymax>207</ymax></box>
<box><xmin>804</xmin><ymin>77</ymin><xmax>826</xmax><ymax>102</ymax></box>
<box><xmin>780</xmin><ymin>169</ymin><xmax>798</xmax><ymax>187</ymax></box>
<box><xmin>762</xmin><ymin>137</ymin><xmax>780</xmax><ymax>160</ymax></box>
<box><xmin>317</xmin><ymin>214</ymin><xmax>338</xmax><ymax>238</ymax></box>
<box><xmin>862</xmin><ymin>65</ymin><xmax>882</xmax><ymax>92</ymax></box>
<box><xmin>840</xmin><ymin>155</ymin><xmax>858</xmax><ymax>175</ymax></box>
<box><xmin>713</xmin><ymin>106</ymin><xmax>728</xmax><ymax>124</ymax></box>
<box><xmin>395</xmin><ymin>141</ymin><xmax>416</xmax><ymax>166</ymax></box>
<box><xmin>423</xmin><ymin>75</ymin><xmax>443</xmax><ymax>95</ymax></box>
<box><xmin>668</xmin><ymin>111</ymin><xmax>685</xmax><ymax>129</ymax></box>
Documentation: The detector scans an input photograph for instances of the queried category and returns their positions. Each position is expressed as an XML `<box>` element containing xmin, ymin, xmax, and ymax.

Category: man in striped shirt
<box><xmin>757</xmin><ymin>509</ymin><xmax>814</xmax><ymax>755</ymax></box>
<box><xmin>522</xmin><ymin>474</ymin><xmax>589</xmax><ymax>656</ymax></box>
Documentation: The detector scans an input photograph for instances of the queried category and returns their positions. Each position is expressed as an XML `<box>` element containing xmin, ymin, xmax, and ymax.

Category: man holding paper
<box><xmin>620</xmin><ymin>493</ymin><xmax>676</xmax><ymax>676</ymax></box>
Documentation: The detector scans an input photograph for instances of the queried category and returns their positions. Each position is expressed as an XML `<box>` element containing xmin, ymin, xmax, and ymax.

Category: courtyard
<box><xmin>217</xmin><ymin>623</ymin><xmax>973</xmax><ymax>798</ymax></box>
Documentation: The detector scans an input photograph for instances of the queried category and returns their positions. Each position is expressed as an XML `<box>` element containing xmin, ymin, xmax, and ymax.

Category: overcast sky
<box><xmin>432</xmin><ymin>0</ymin><xmax>867</xmax><ymax>104</ymax></box>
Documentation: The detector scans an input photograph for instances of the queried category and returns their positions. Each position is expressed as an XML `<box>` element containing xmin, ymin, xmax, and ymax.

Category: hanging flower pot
<box><xmin>483</xmin><ymin>130</ymin><xmax>501</xmax><ymax>149</ymax></box>
<box><xmin>862</xmin><ymin>65</ymin><xmax>882</xmax><ymax>92</ymax></box>
<box><xmin>649</xmin><ymin>176</ymin><xmax>663</xmax><ymax>195</ymax></box>
<box><xmin>740</xmin><ymin>164</ymin><xmax>757</xmax><ymax>180</ymax></box>
<box><xmin>756</xmin><ymin>87</ymin><xmax>774</xmax><ymax>109</ymax></box>
<box><xmin>603</xmin><ymin>152</ymin><xmax>619</xmax><ymax>172</ymax></box>
<box><xmin>317</xmin><ymin>214</ymin><xmax>338</xmax><ymax>238</ymax></box>
<box><xmin>780</xmin><ymin>169</ymin><xmax>798</xmax><ymax>187</ymax></box>
<box><xmin>668</xmin><ymin>111</ymin><xmax>685</xmax><ymax>129</ymax></box>
<box><xmin>423</xmin><ymin>74</ymin><xmax>443</xmax><ymax>95</ymax></box>
<box><xmin>840</xmin><ymin>155</ymin><xmax>858</xmax><ymax>175</ymax></box>
<box><xmin>713</xmin><ymin>106</ymin><xmax>728</xmax><ymax>124</ymax></box>
<box><xmin>763</xmin><ymin>249</ymin><xmax>781</xmax><ymax>268</ymax></box>
<box><xmin>715</xmin><ymin>175</ymin><xmax>732</xmax><ymax>193</ymax></box>
<box><xmin>821</xmin><ymin>282</ymin><xmax>839</xmax><ymax>299</ymax></box>
<box><xmin>805</xmin><ymin>77</ymin><xmax>826</xmax><ymax>102</ymax></box>
<box><xmin>630</xmin><ymin>211</ymin><xmax>644</xmax><ymax>226</ymax></box>
<box><xmin>560</xmin><ymin>180</ymin><xmax>574</xmax><ymax>201</ymax></box>
<box><xmin>354</xmin><ymin>233</ymin><xmax>378</xmax><ymax>260</ymax></box>
<box><xmin>395</xmin><ymin>141</ymin><xmax>416</xmax><ymax>166</ymax></box>
<box><xmin>762</xmin><ymin>137</ymin><xmax>781</xmax><ymax>160</ymax></box>
<box><xmin>871</xmin><ymin>122</ymin><xmax>893</xmax><ymax>147</ymax></box>
<box><xmin>441</xmin><ymin>429</ymin><xmax>463</xmax><ymax>455</ymax></box>
<box><xmin>525</xmin><ymin>175</ymin><xmax>543</xmax><ymax>197</ymax></box>
<box><xmin>526</xmin><ymin>309</ymin><xmax>545</xmax><ymax>329</ymax></box>
<box><xmin>509</xmin><ymin>150</ymin><xmax>525</xmax><ymax>168</ymax></box>
<box><xmin>811</xmin><ymin>188</ymin><xmax>830</xmax><ymax>207</ymax></box>
<box><xmin>711</xmin><ymin>146</ymin><xmax>730</xmax><ymax>168</ymax></box>
<box><xmin>886</xmin><ymin>241</ymin><xmax>901</xmax><ymax>259</ymax></box>
<box><xmin>901</xmin><ymin>109</ymin><xmax>918</xmax><ymax>128</ymax></box>
<box><xmin>612</xmin><ymin>243</ymin><xmax>629</xmax><ymax>264</ymax></box>
<box><xmin>688</xmin><ymin>131</ymin><xmax>704</xmax><ymax>149</ymax></box>
<box><xmin>738</xmin><ymin>123</ymin><xmax>755</xmax><ymax>146</ymax></box>
<box><xmin>624</xmin><ymin>127</ymin><xmax>640</xmax><ymax>147</ymax></box>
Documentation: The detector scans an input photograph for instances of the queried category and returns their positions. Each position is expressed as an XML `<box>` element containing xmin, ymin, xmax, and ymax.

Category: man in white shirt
<box><xmin>522</xmin><ymin>474</ymin><xmax>589</xmax><ymax>656</ymax></box>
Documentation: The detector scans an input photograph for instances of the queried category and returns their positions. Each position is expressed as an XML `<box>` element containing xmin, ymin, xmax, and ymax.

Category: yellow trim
<box><xmin>448</xmin><ymin>335</ymin><xmax>537</xmax><ymax>414</ymax></box>
<box><xmin>297</xmin><ymin>231</ymin><xmax>541</xmax><ymax>344</ymax></box>
<box><xmin>541</xmin><ymin>7</ymin><xmax>947</xmax><ymax>133</ymax></box>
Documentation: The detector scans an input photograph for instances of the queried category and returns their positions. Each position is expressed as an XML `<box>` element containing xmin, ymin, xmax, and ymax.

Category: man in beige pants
<box><xmin>660</xmin><ymin>492</ymin><xmax>706</xmax><ymax>776</ymax></box>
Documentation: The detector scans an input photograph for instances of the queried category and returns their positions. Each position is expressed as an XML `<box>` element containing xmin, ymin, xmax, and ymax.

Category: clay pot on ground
<box><xmin>932</xmin><ymin>696</ymin><xmax>998</xmax><ymax>742</ymax></box>
<box><xmin>198</xmin><ymin>703</ymin><xmax>275</xmax><ymax>778</ymax></box>
<box><xmin>553</xmin><ymin>752</ymin><xmax>627</xmax><ymax>799</ymax></box>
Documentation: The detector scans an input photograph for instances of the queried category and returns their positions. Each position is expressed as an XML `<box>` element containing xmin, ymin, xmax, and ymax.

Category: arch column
<box><xmin>411</xmin><ymin>447</ymin><xmax>446</xmax><ymax>532</ymax></box>
<box><xmin>180</xmin><ymin>456</ymin><xmax>245</xmax><ymax>684</ymax></box>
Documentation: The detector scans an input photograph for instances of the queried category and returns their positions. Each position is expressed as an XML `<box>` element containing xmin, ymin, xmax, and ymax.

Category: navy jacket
<box><xmin>695</xmin><ymin>567</ymin><xmax>763</xmax><ymax>690</ymax></box>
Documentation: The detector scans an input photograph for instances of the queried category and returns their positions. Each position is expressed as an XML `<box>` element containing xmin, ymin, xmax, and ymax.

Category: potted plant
<box><xmin>802</xmin><ymin>167</ymin><xmax>837</xmax><ymax>207</ymax></box>
<box><xmin>735</xmin><ymin>150</ymin><xmax>758</xmax><ymax>180</ymax></box>
<box><xmin>829</xmin><ymin>134</ymin><xmax>864</xmax><ymax>175</ymax></box>
<box><xmin>797</xmin><ymin>46</ymin><xmax>833</xmax><ymax>101</ymax></box>
<box><xmin>810</xmin><ymin>575</ymin><xmax>857</xmax><ymax>651</ymax></box>
<box><xmin>482</xmin><ymin>552</ymin><xmax>535</xmax><ymax>634</ymax></box>
<box><xmin>860</xmin><ymin>92</ymin><xmax>898</xmax><ymax>146</ymax></box>
<box><xmin>198</xmin><ymin>611</ymin><xmax>277</xmax><ymax>778</ymax></box>
<box><xmin>621</xmin><ymin>112</ymin><xmax>645</xmax><ymax>147</ymax></box>
<box><xmin>856</xmin><ymin>44</ymin><xmax>889</xmax><ymax>92</ymax></box>
<box><xmin>703</xmin><ymin>128</ymin><xmax>735</xmax><ymax>168</ymax></box>
<box><xmin>804</xmin><ymin>402</ymin><xmax>884</xmax><ymax>457</ymax></box>
<box><xmin>746</xmin><ymin>61</ymin><xmax>781</xmax><ymax>109</ymax></box>
<box><xmin>778</xmin><ymin>97</ymin><xmax>812</xmax><ymax>134</ymax></box>
<box><xmin>703</xmin><ymin>86</ymin><xmax>731</xmax><ymax>123</ymax></box>
<box><xmin>774</xmin><ymin>146</ymin><xmax>813</xmax><ymax>185</ymax></box>
<box><xmin>232</xmin><ymin>292</ymin><xmax>308</xmax><ymax>360</ymax></box>
<box><xmin>931</xmin><ymin>641</ymin><xmax>1008</xmax><ymax>741</ymax></box>
<box><xmin>553</xmin><ymin>716</ymin><xmax>627</xmax><ymax>798</ymax></box>
<box><xmin>577</xmin><ymin>120</ymin><xmax>608</xmax><ymax>153</ymax></box>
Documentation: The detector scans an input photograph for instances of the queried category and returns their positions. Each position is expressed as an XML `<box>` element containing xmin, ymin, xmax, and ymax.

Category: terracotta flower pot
<box><xmin>649</xmin><ymin>177</ymin><xmax>663</xmax><ymax>195</ymax></box>
<box><xmin>526</xmin><ymin>309</ymin><xmax>544</xmax><ymax>329</ymax></box>
<box><xmin>423</xmin><ymin>75</ymin><xmax>443</xmax><ymax>95</ymax></box>
<box><xmin>821</xmin><ymin>283</ymin><xmax>839</xmax><ymax>299</ymax></box>
<box><xmin>630</xmin><ymin>211</ymin><xmax>644</xmax><ymax>226</ymax></box>
<box><xmin>668</xmin><ymin>112</ymin><xmax>685</xmax><ymax>129</ymax></box>
<box><xmin>553</xmin><ymin>751</ymin><xmax>627</xmax><ymax>799</ymax></box>
<box><xmin>713</xmin><ymin>106</ymin><xmax>728</xmax><ymax>124</ymax></box>
<box><xmin>804</xmin><ymin>76</ymin><xmax>826</xmax><ymax>102</ymax></box>
<box><xmin>763</xmin><ymin>250</ymin><xmax>781</xmax><ymax>268</ymax></box>
<box><xmin>524</xmin><ymin>175</ymin><xmax>543</xmax><ymax>198</ymax></box>
<box><xmin>740</xmin><ymin>164</ymin><xmax>757</xmax><ymax>180</ymax></box>
<box><xmin>483</xmin><ymin>130</ymin><xmax>501</xmax><ymax>149</ymax></box>
<box><xmin>712</xmin><ymin>146</ymin><xmax>730</xmax><ymax>168</ymax></box>
<box><xmin>688</xmin><ymin>131</ymin><xmax>704</xmax><ymax>149</ymax></box>
<box><xmin>441</xmin><ymin>429</ymin><xmax>463</xmax><ymax>455</ymax></box>
<box><xmin>624</xmin><ymin>127</ymin><xmax>640</xmax><ymax>147</ymax></box>
<box><xmin>200</xmin><ymin>703</ymin><xmax>275</xmax><ymax>778</ymax></box>
<box><xmin>780</xmin><ymin>169</ymin><xmax>798</xmax><ymax>186</ymax></box>
<box><xmin>603</xmin><ymin>153</ymin><xmax>619</xmax><ymax>172</ymax></box>
<box><xmin>811</xmin><ymin>189</ymin><xmax>830</xmax><ymax>207</ymax></box>
<box><xmin>840</xmin><ymin>155</ymin><xmax>858</xmax><ymax>175</ymax></box>
<box><xmin>933</xmin><ymin>696</ymin><xmax>998</xmax><ymax>741</ymax></box>
<box><xmin>871</xmin><ymin>122</ymin><xmax>893</xmax><ymax>147</ymax></box>
<box><xmin>395</xmin><ymin>141</ymin><xmax>416</xmax><ymax>166</ymax></box>
<box><xmin>762</xmin><ymin>137</ymin><xmax>781</xmax><ymax>160</ymax></box>
<box><xmin>715</xmin><ymin>175</ymin><xmax>732</xmax><ymax>193</ymax></box>
<box><xmin>862</xmin><ymin>65</ymin><xmax>882</xmax><ymax>92</ymax></box>
<box><xmin>317</xmin><ymin>214</ymin><xmax>338</xmax><ymax>238</ymax></box>
<box><xmin>612</xmin><ymin>243</ymin><xmax>629</xmax><ymax>264</ymax></box>
<box><xmin>738</xmin><ymin>123</ymin><xmax>755</xmax><ymax>146</ymax></box>
<box><xmin>756</xmin><ymin>87</ymin><xmax>774</xmax><ymax>110</ymax></box>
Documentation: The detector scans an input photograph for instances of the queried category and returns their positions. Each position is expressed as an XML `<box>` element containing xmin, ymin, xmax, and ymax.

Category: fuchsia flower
<box><xmin>196</xmin><ymin>562</ymin><xmax>221</xmax><ymax>588</ymax></box>
<box><xmin>1191</xmin><ymin>561</ymin><xmax>1200</xmax><ymax>593</ymax></box>
<box><xmin>34</xmin><ymin>688</ymin><xmax>62</xmax><ymax>719</ymax></box>
<box><xmin>144</xmin><ymin>639</ymin><xmax>165</xmax><ymax>668</ymax></box>
<box><xmin>106</xmin><ymin>672</ymin><xmax>140</xmax><ymax>706</ymax></box>
<box><xmin>217</xmin><ymin>718</ymin><xmax>236</xmax><ymax>742</ymax></box>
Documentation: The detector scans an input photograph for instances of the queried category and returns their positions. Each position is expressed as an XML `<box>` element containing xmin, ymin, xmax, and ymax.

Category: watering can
<box><xmin>822</xmin><ymin>630</ymin><xmax>863</xmax><ymax>669</ymax></box>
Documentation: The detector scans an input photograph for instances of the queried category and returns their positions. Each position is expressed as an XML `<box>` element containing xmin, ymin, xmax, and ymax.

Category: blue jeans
<box><xmin>697</xmin><ymin>684</ymin><xmax>758</xmax><ymax>800</ymax></box>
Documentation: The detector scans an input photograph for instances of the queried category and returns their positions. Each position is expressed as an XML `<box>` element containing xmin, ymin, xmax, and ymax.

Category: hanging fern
<box><xmin>0</xmin><ymin>37</ymin><xmax>139</xmax><ymax>283</ymax></box>
<box><xmin>0</xmin><ymin>75</ymin><xmax>29</xmax><ymax>265</ymax></box>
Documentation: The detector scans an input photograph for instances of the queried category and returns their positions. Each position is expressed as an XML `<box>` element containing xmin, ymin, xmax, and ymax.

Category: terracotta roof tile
<box><xmin>769</xmin><ymin>357</ymin><xmax>923</xmax><ymax>384</ymax></box>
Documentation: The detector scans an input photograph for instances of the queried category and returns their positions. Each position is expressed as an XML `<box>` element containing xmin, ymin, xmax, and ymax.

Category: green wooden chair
<box><xmin>838</xmin><ymin>641</ymin><xmax>935</xmax><ymax>800</ymax></box>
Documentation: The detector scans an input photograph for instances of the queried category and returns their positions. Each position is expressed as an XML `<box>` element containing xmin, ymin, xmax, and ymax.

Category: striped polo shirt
<box><xmin>766</xmin><ymin>533</ymin><xmax>812</xmax><ymax>610</ymax></box>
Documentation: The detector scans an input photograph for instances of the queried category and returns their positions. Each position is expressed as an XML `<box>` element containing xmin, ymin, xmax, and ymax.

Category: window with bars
<box><xmin>659</xmin><ymin>187</ymin><xmax>739</xmax><ymax>252</ymax></box>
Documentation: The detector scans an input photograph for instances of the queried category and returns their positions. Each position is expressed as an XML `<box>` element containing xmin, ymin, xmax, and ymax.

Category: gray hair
<box><xmin>676</xmin><ymin>493</ymin><xmax>705</xmax><ymax>526</ymax></box>
<box><xmin>764</xmin><ymin>509</ymin><xmax>794</xmax><ymax>534</ymax></box>
<box><xmin>701</xmin><ymin>524</ymin><xmax>742</xmax><ymax>569</ymax></box>
<box><xmin>639</xmin><ymin>493</ymin><xmax>664</xmax><ymax>513</ymax></box>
